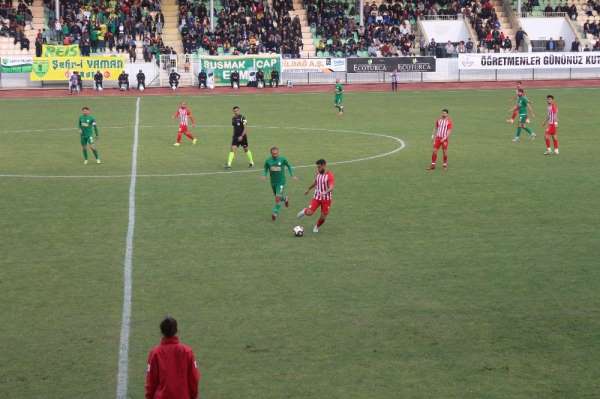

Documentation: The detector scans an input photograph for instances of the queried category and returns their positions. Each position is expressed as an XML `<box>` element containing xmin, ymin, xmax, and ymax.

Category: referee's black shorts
<box><xmin>231</xmin><ymin>135</ymin><xmax>248</xmax><ymax>148</ymax></box>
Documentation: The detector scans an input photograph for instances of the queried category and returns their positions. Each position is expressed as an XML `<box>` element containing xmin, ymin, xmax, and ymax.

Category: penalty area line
<box><xmin>115</xmin><ymin>96</ymin><xmax>140</xmax><ymax>399</ymax></box>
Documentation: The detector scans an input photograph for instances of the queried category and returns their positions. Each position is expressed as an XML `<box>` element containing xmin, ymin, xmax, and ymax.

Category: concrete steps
<box><xmin>494</xmin><ymin>1</ymin><xmax>516</xmax><ymax>43</ymax></box>
<box><xmin>161</xmin><ymin>0</ymin><xmax>183</xmax><ymax>53</ymax></box>
<box><xmin>290</xmin><ymin>0</ymin><xmax>314</xmax><ymax>57</ymax></box>
<box><xmin>0</xmin><ymin>0</ymin><xmax>44</xmax><ymax>57</ymax></box>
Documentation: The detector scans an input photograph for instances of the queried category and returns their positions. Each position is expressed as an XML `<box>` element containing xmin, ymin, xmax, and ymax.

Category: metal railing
<box><xmin>519</xmin><ymin>11</ymin><xmax>568</xmax><ymax>18</ymax></box>
<box><xmin>419</xmin><ymin>15</ymin><xmax>463</xmax><ymax>21</ymax></box>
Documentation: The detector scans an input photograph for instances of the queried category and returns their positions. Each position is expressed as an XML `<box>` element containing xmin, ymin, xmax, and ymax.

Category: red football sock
<box><xmin>431</xmin><ymin>152</ymin><xmax>437</xmax><ymax>164</ymax></box>
<box><xmin>184</xmin><ymin>132</ymin><xmax>194</xmax><ymax>140</ymax></box>
<box><xmin>545</xmin><ymin>138</ymin><xmax>551</xmax><ymax>148</ymax></box>
<box><xmin>317</xmin><ymin>217</ymin><xmax>325</xmax><ymax>227</ymax></box>
<box><xmin>176</xmin><ymin>131</ymin><xmax>183</xmax><ymax>143</ymax></box>
<box><xmin>443</xmin><ymin>154</ymin><xmax>448</xmax><ymax>164</ymax></box>
<box><xmin>552</xmin><ymin>137</ymin><xmax>559</xmax><ymax>149</ymax></box>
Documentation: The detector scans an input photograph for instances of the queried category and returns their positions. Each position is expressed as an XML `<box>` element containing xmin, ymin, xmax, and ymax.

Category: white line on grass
<box><xmin>115</xmin><ymin>97</ymin><xmax>140</xmax><ymax>399</ymax></box>
<box><xmin>0</xmin><ymin>126</ymin><xmax>406</xmax><ymax>179</ymax></box>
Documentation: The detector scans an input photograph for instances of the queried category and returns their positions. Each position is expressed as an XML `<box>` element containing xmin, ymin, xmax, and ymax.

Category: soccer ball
<box><xmin>293</xmin><ymin>225</ymin><xmax>304</xmax><ymax>237</ymax></box>
<box><xmin>139</xmin><ymin>86</ymin><xmax>144</xmax><ymax>92</ymax></box>
<box><xmin>97</xmin><ymin>86</ymin><xmax>103</xmax><ymax>91</ymax></box>
<box><xmin>171</xmin><ymin>85</ymin><xmax>176</xmax><ymax>90</ymax></box>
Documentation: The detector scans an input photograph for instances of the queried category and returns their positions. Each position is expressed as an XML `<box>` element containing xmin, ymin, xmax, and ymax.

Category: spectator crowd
<box><xmin>177</xmin><ymin>0</ymin><xmax>303</xmax><ymax>57</ymax></box>
<box><xmin>1</xmin><ymin>0</ymin><xmax>34</xmax><ymax>51</ymax></box>
<box><xmin>33</xmin><ymin>0</ymin><xmax>172</xmax><ymax>62</ymax></box>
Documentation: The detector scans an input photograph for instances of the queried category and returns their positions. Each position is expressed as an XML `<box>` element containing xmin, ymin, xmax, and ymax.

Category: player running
<box><xmin>261</xmin><ymin>146</ymin><xmax>297</xmax><ymax>221</ymax></box>
<box><xmin>78</xmin><ymin>106</ymin><xmax>101</xmax><ymax>164</ymax></box>
<box><xmin>511</xmin><ymin>89</ymin><xmax>536</xmax><ymax>142</ymax></box>
<box><xmin>297</xmin><ymin>159</ymin><xmax>335</xmax><ymax>233</ymax></box>
<box><xmin>225</xmin><ymin>106</ymin><xmax>254</xmax><ymax>169</ymax></box>
<box><xmin>334</xmin><ymin>79</ymin><xmax>344</xmax><ymax>115</ymax></box>
<box><xmin>427</xmin><ymin>108</ymin><xmax>453</xmax><ymax>171</ymax></box>
<box><xmin>172</xmin><ymin>102</ymin><xmax>198</xmax><ymax>146</ymax></box>
<box><xmin>542</xmin><ymin>94</ymin><xmax>559</xmax><ymax>155</ymax></box>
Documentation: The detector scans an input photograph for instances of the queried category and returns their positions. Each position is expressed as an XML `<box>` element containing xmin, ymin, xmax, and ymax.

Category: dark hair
<box><xmin>270</xmin><ymin>146</ymin><xmax>279</xmax><ymax>152</ymax></box>
<box><xmin>233</xmin><ymin>106</ymin><xmax>240</xmax><ymax>111</ymax></box>
<box><xmin>442</xmin><ymin>108</ymin><xmax>449</xmax><ymax>114</ymax></box>
<box><xmin>547</xmin><ymin>94</ymin><xmax>554</xmax><ymax>99</ymax></box>
<box><xmin>82</xmin><ymin>106</ymin><xmax>89</xmax><ymax>111</ymax></box>
<box><xmin>160</xmin><ymin>316</ymin><xmax>178</xmax><ymax>338</ymax></box>
<box><xmin>518</xmin><ymin>88</ymin><xmax>524</xmax><ymax>93</ymax></box>
<box><xmin>316</xmin><ymin>159</ymin><xmax>327</xmax><ymax>166</ymax></box>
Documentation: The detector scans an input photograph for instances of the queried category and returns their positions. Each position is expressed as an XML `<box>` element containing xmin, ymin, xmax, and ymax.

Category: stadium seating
<box><xmin>41</xmin><ymin>0</ymin><xmax>169</xmax><ymax>62</ymax></box>
<box><xmin>0</xmin><ymin>0</ymin><xmax>44</xmax><ymax>57</ymax></box>
<box><xmin>178</xmin><ymin>0</ymin><xmax>303</xmax><ymax>57</ymax></box>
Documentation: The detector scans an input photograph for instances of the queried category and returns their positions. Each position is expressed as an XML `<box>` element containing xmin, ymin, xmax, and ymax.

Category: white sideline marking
<box><xmin>0</xmin><ymin>126</ymin><xmax>406</xmax><ymax>179</ymax></box>
<box><xmin>115</xmin><ymin>97</ymin><xmax>140</xmax><ymax>399</ymax></box>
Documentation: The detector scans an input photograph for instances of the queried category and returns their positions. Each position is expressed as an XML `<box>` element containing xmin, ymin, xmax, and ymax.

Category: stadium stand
<box><xmin>419</xmin><ymin>18</ymin><xmax>473</xmax><ymax>56</ymax></box>
<box><xmin>177</xmin><ymin>0</ymin><xmax>304</xmax><ymax>57</ymax></box>
<box><xmin>575</xmin><ymin>0</ymin><xmax>600</xmax><ymax>50</ymax></box>
<box><xmin>306</xmin><ymin>0</ymin><xmax>424</xmax><ymax>57</ymax></box>
<box><xmin>0</xmin><ymin>0</ymin><xmax>44</xmax><ymax>57</ymax></box>
<box><xmin>464</xmin><ymin>0</ymin><xmax>519</xmax><ymax>52</ymax></box>
<box><xmin>519</xmin><ymin>16</ymin><xmax>576</xmax><ymax>50</ymax></box>
<box><xmin>0</xmin><ymin>0</ymin><xmax>180</xmax><ymax>62</ymax></box>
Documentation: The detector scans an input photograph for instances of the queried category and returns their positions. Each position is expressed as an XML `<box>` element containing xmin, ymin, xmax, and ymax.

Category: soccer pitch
<box><xmin>0</xmin><ymin>88</ymin><xmax>599</xmax><ymax>398</ymax></box>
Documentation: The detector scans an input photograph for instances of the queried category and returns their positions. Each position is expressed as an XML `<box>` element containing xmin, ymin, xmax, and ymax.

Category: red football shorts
<box><xmin>178</xmin><ymin>123</ymin><xmax>189</xmax><ymax>133</ymax></box>
<box><xmin>546</xmin><ymin>124</ymin><xmax>557</xmax><ymax>135</ymax></box>
<box><xmin>309</xmin><ymin>198</ymin><xmax>331</xmax><ymax>216</ymax></box>
<box><xmin>433</xmin><ymin>138</ymin><xmax>449</xmax><ymax>151</ymax></box>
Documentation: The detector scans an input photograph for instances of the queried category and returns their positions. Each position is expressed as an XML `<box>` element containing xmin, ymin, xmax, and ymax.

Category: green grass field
<box><xmin>0</xmin><ymin>88</ymin><xmax>599</xmax><ymax>399</ymax></box>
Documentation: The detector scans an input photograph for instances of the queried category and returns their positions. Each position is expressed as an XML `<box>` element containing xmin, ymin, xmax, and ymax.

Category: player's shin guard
<box><xmin>524</xmin><ymin>127</ymin><xmax>533</xmax><ymax>136</ymax></box>
<box><xmin>184</xmin><ymin>132</ymin><xmax>194</xmax><ymax>140</ymax></box>
<box><xmin>443</xmin><ymin>153</ymin><xmax>448</xmax><ymax>165</ymax></box>
<box><xmin>431</xmin><ymin>152</ymin><xmax>437</xmax><ymax>165</ymax></box>
<box><xmin>92</xmin><ymin>149</ymin><xmax>99</xmax><ymax>160</ymax></box>
<box><xmin>515</xmin><ymin>127</ymin><xmax>522</xmax><ymax>137</ymax></box>
<box><xmin>176</xmin><ymin>131</ymin><xmax>183</xmax><ymax>143</ymax></box>
<box><xmin>227</xmin><ymin>151</ymin><xmax>235</xmax><ymax>166</ymax></box>
<box><xmin>553</xmin><ymin>137</ymin><xmax>559</xmax><ymax>149</ymax></box>
<box><xmin>246</xmin><ymin>150</ymin><xmax>254</xmax><ymax>164</ymax></box>
<box><xmin>545</xmin><ymin>137</ymin><xmax>551</xmax><ymax>150</ymax></box>
<box><xmin>82</xmin><ymin>149</ymin><xmax>88</xmax><ymax>160</ymax></box>
<box><xmin>317</xmin><ymin>217</ymin><xmax>325</xmax><ymax>227</ymax></box>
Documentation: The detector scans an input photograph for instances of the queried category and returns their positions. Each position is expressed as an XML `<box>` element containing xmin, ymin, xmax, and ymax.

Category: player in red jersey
<box><xmin>427</xmin><ymin>109</ymin><xmax>453</xmax><ymax>171</ymax></box>
<box><xmin>297</xmin><ymin>159</ymin><xmax>335</xmax><ymax>233</ymax></box>
<box><xmin>172</xmin><ymin>102</ymin><xmax>197</xmax><ymax>146</ymax></box>
<box><xmin>542</xmin><ymin>94</ymin><xmax>559</xmax><ymax>155</ymax></box>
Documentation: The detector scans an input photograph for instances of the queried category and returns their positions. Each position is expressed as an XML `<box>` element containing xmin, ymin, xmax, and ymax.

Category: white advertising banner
<box><xmin>282</xmin><ymin>58</ymin><xmax>346</xmax><ymax>73</ymax></box>
<box><xmin>458</xmin><ymin>52</ymin><xmax>600</xmax><ymax>70</ymax></box>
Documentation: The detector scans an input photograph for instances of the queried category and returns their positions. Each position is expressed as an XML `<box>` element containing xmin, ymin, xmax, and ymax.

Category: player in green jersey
<box><xmin>78</xmin><ymin>106</ymin><xmax>101</xmax><ymax>164</ymax></box>
<box><xmin>261</xmin><ymin>146</ymin><xmax>297</xmax><ymax>221</ymax></box>
<box><xmin>511</xmin><ymin>89</ymin><xmax>536</xmax><ymax>142</ymax></box>
<box><xmin>334</xmin><ymin>79</ymin><xmax>344</xmax><ymax>115</ymax></box>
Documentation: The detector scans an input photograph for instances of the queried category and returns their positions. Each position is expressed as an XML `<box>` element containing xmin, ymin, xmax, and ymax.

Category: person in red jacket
<box><xmin>145</xmin><ymin>317</ymin><xmax>201</xmax><ymax>399</ymax></box>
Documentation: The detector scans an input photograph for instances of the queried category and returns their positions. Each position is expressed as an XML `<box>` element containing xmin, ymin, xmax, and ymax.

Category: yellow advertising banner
<box><xmin>42</xmin><ymin>44</ymin><xmax>81</xmax><ymax>57</ymax></box>
<box><xmin>30</xmin><ymin>56</ymin><xmax>126</xmax><ymax>81</ymax></box>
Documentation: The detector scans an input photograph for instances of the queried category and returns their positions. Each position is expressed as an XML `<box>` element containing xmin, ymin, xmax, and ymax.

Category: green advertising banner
<box><xmin>0</xmin><ymin>56</ymin><xmax>33</xmax><ymax>73</ymax></box>
<box><xmin>42</xmin><ymin>44</ymin><xmax>81</xmax><ymax>57</ymax></box>
<box><xmin>195</xmin><ymin>54</ymin><xmax>281</xmax><ymax>86</ymax></box>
